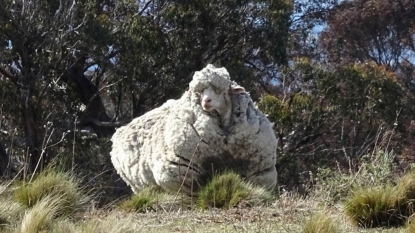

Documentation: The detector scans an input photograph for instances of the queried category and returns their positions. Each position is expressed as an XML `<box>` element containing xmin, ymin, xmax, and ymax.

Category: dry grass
<box><xmin>16</xmin><ymin>195</ymin><xmax>64</xmax><ymax>233</ymax></box>
<box><xmin>1</xmin><ymin>169</ymin><xmax>414</xmax><ymax>232</ymax></box>
<box><xmin>13</xmin><ymin>169</ymin><xmax>88</xmax><ymax>216</ymax></box>
<box><xmin>0</xmin><ymin>187</ymin><xmax>410</xmax><ymax>233</ymax></box>
<box><xmin>303</xmin><ymin>211</ymin><xmax>340</xmax><ymax>233</ymax></box>
<box><xmin>0</xmin><ymin>197</ymin><xmax>24</xmax><ymax>231</ymax></box>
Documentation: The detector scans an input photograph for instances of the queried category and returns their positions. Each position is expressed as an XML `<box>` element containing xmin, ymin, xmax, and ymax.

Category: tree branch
<box><xmin>0</xmin><ymin>67</ymin><xmax>18</xmax><ymax>84</ymax></box>
<box><xmin>79</xmin><ymin>117</ymin><xmax>125</xmax><ymax>128</ymax></box>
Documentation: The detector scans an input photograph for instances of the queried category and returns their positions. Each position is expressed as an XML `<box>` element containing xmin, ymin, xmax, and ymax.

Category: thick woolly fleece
<box><xmin>110</xmin><ymin>64</ymin><xmax>277</xmax><ymax>194</ymax></box>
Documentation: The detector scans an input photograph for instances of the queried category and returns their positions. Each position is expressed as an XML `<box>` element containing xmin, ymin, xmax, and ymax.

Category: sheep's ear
<box><xmin>232</xmin><ymin>85</ymin><xmax>245</xmax><ymax>94</ymax></box>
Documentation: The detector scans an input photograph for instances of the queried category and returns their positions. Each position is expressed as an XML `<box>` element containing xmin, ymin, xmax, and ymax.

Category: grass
<box><xmin>0</xmin><ymin>197</ymin><xmax>24</xmax><ymax>230</ymax></box>
<box><xmin>196</xmin><ymin>171</ymin><xmax>273</xmax><ymax>209</ymax></box>
<box><xmin>12</xmin><ymin>169</ymin><xmax>88</xmax><ymax>217</ymax></box>
<box><xmin>344</xmin><ymin>186</ymin><xmax>399</xmax><ymax>228</ymax></box>
<box><xmin>344</xmin><ymin>172</ymin><xmax>415</xmax><ymax>228</ymax></box>
<box><xmin>1</xmin><ymin>168</ymin><xmax>415</xmax><ymax>232</ymax></box>
<box><xmin>17</xmin><ymin>195</ymin><xmax>64</xmax><ymax>233</ymax></box>
<box><xmin>118</xmin><ymin>186</ymin><xmax>162</xmax><ymax>212</ymax></box>
<box><xmin>303</xmin><ymin>211</ymin><xmax>340</xmax><ymax>233</ymax></box>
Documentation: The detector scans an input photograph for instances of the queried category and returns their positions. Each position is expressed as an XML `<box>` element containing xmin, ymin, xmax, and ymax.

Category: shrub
<box><xmin>196</xmin><ymin>171</ymin><xmax>272</xmax><ymax>209</ymax></box>
<box><xmin>303</xmin><ymin>212</ymin><xmax>340</xmax><ymax>233</ymax></box>
<box><xmin>13</xmin><ymin>169</ymin><xmax>88</xmax><ymax>216</ymax></box>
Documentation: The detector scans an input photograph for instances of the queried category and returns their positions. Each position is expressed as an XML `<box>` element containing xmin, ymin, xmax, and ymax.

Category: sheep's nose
<box><xmin>203</xmin><ymin>96</ymin><xmax>211</xmax><ymax>102</ymax></box>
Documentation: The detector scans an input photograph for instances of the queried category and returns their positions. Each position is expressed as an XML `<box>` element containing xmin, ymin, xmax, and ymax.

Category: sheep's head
<box><xmin>189</xmin><ymin>64</ymin><xmax>232</xmax><ymax>115</ymax></box>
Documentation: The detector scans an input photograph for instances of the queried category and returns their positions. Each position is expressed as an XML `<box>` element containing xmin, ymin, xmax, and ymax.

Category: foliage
<box><xmin>258</xmin><ymin>59</ymin><xmax>411</xmax><ymax>190</ymax></box>
<box><xmin>303</xmin><ymin>212</ymin><xmax>340</xmax><ymax>233</ymax></box>
<box><xmin>320</xmin><ymin>0</ymin><xmax>415</xmax><ymax>71</ymax></box>
<box><xmin>13</xmin><ymin>169</ymin><xmax>88</xmax><ymax>216</ymax></box>
<box><xmin>196</xmin><ymin>171</ymin><xmax>272</xmax><ymax>209</ymax></box>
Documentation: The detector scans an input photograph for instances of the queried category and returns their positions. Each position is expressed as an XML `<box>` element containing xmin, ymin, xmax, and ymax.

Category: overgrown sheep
<box><xmin>110</xmin><ymin>64</ymin><xmax>277</xmax><ymax>195</ymax></box>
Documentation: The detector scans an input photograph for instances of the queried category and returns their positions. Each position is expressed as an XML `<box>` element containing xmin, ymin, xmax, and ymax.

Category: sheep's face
<box><xmin>200</xmin><ymin>86</ymin><xmax>229</xmax><ymax>114</ymax></box>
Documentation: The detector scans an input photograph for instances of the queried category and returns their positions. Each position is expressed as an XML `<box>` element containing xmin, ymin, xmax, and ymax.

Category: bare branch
<box><xmin>0</xmin><ymin>67</ymin><xmax>18</xmax><ymax>84</ymax></box>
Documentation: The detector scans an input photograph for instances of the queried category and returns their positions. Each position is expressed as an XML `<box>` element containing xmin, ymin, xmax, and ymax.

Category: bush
<box><xmin>196</xmin><ymin>171</ymin><xmax>272</xmax><ymax>209</ymax></box>
<box><xmin>13</xmin><ymin>169</ymin><xmax>88</xmax><ymax>216</ymax></box>
<box><xmin>303</xmin><ymin>212</ymin><xmax>340</xmax><ymax>233</ymax></box>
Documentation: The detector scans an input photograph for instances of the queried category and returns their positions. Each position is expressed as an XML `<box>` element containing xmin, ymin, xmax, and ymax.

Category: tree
<box><xmin>258</xmin><ymin>59</ymin><xmax>412</xmax><ymax>189</ymax></box>
<box><xmin>0</xmin><ymin>142</ymin><xmax>8</xmax><ymax>177</ymax></box>
<box><xmin>0</xmin><ymin>0</ymin><xmax>115</xmax><ymax>172</ymax></box>
<box><xmin>320</xmin><ymin>0</ymin><xmax>415</xmax><ymax>71</ymax></box>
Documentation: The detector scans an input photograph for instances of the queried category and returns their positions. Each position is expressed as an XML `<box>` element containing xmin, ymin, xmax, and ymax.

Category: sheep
<box><xmin>110</xmin><ymin>64</ymin><xmax>277</xmax><ymax>195</ymax></box>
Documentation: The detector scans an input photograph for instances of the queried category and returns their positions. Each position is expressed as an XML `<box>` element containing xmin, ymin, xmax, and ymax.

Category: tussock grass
<box><xmin>49</xmin><ymin>220</ymin><xmax>78</xmax><ymax>233</ymax></box>
<box><xmin>406</xmin><ymin>215</ymin><xmax>415</xmax><ymax>233</ymax></box>
<box><xmin>0</xmin><ymin>197</ymin><xmax>24</xmax><ymax>230</ymax></box>
<box><xmin>344</xmin><ymin>186</ymin><xmax>400</xmax><ymax>228</ymax></box>
<box><xmin>13</xmin><ymin>169</ymin><xmax>88</xmax><ymax>216</ymax></box>
<box><xmin>16</xmin><ymin>195</ymin><xmax>63</xmax><ymax>233</ymax></box>
<box><xmin>345</xmin><ymin>172</ymin><xmax>415</xmax><ymax>228</ymax></box>
<box><xmin>196</xmin><ymin>171</ymin><xmax>272</xmax><ymax>209</ymax></box>
<box><xmin>303</xmin><ymin>212</ymin><xmax>340</xmax><ymax>233</ymax></box>
<box><xmin>394</xmin><ymin>173</ymin><xmax>415</xmax><ymax>217</ymax></box>
<box><xmin>119</xmin><ymin>186</ymin><xmax>162</xmax><ymax>212</ymax></box>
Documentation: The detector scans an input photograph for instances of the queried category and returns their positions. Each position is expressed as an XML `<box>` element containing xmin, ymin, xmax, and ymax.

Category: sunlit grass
<box><xmin>118</xmin><ymin>186</ymin><xmax>163</xmax><ymax>213</ymax></box>
<box><xmin>303</xmin><ymin>211</ymin><xmax>340</xmax><ymax>233</ymax></box>
<box><xmin>196</xmin><ymin>171</ymin><xmax>272</xmax><ymax>209</ymax></box>
<box><xmin>16</xmin><ymin>195</ymin><xmax>63</xmax><ymax>233</ymax></box>
<box><xmin>13</xmin><ymin>169</ymin><xmax>88</xmax><ymax>217</ymax></box>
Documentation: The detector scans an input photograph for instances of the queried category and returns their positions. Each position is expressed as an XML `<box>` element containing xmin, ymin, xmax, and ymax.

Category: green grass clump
<box><xmin>196</xmin><ymin>171</ymin><xmax>272</xmax><ymax>209</ymax></box>
<box><xmin>344</xmin><ymin>186</ymin><xmax>400</xmax><ymax>228</ymax></box>
<box><xmin>119</xmin><ymin>186</ymin><xmax>163</xmax><ymax>212</ymax></box>
<box><xmin>345</xmin><ymin>172</ymin><xmax>415</xmax><ymax>228</ymax></box>
<box><xmin>303</xmin><ymin>212</ymin><xmax>340</xmax><ymax>233</ymax></box>
<box><xmin>13</xmin><ymin>169</ymin><xmax>88</xmax><ymax>216</ymax></box>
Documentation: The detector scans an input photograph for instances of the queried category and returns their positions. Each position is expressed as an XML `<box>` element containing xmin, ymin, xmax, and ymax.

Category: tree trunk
<box><xmin>63</xmin><ymin>56</ymin><xmax>115</xmax><ymax>138</ymax></box>
<box><xmin>0</xmin><ymin>142</ymin><xmax>9</xmax><ymax>177</ymax></box>
<box><xmin>20</xmin><ymin>86</ymin><xmax>41</xmax><ymax>174</ymax></box>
